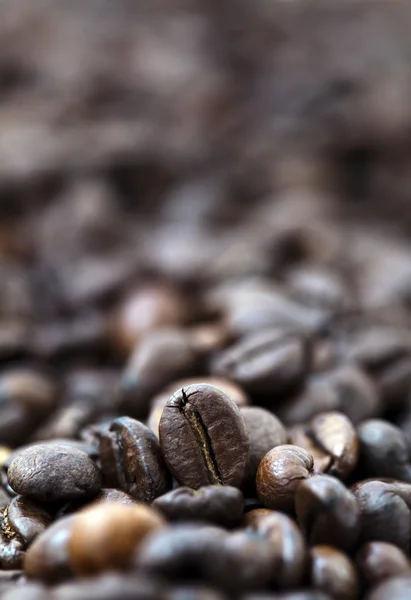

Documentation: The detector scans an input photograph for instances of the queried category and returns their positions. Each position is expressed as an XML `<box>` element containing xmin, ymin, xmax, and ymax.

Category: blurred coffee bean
<box><xmin>0</xmin><ymin>369</ymin><xmax>58</xmax><ymax>446</ymax></box>
<box><xmin>134</xmin><ymin>524</ymin><xmax>229</xmax><ymax>587</ymax></box>
<box><xmin>241</xmin><ymin>407</ymin><xmax>287</xmax><ymax>488</ymax></box>
<box><xmin>365</xmin><ymin>576</ymin><xmax>411</xmax><ymax>600</ymax></box>
<box><xmin>99</xmin><ymin>416</ymin><xmax>171</xmax><ymax>502</ymax></box>
<box><xmin>32</xmin><ymin>369</ymin><xmax>118</xmax><ymax>442</ymax></box>
<box><xmin>212</xmin><ymin>329</ymin><xmax>310</xmax><ymax>396</ymax></box>
<box><xmin>53</xmin><ymin>573</ymin><xmax>164</xmax><ymax>600</ymax></box>
<box><xmin>92</xmin><ymin>488</ymin><xmax>137</xmax><ymax>505</ymax></box>
<box><xmin>352</xmin><ymin>479</ymin><xmax>411</xmax><ymax>551</ymax></box>
<box><xmin>241</xmin><ymin>594</ymin><xmax>332</xmax><ymax>600</ymax></box>
<box><xmin>153</xmin><ymin>486</ymin><xmax>244</xmax><ymax>528</ymax></box>
<box><xmin>356</xmin><ymin>542</ymin><xmax>411</xmax><ymax>588</ymax></box>
<box><xmin>309</xmin><ymin>546</ymin><xmax>359</xmax><ymax>600</ymax></box>
<box><xmin>23</xmin><ymin>516</ymin><xmax>75</xmax><ymax>583</ymax></box>
<box><xmin>279</xmin><ymin>365</ymin><xmax>380</xmax><ymax>426</ymax></box>
<box><xmin>119</xmin><ymin>329</ymin><xmax>206</xmax><ymax>418</ymax></box>
<box><xmin>110</xmin><ymin>281</ymin><xmax>187</xmax><ymax>357</ymax></box>
<box><xmin>286</xmin><ymin>265</ymin><xmax>356</xmax><ymax>312</ymax></box>
<box><xmin>358</xmin><ymin>419</ymin><xmax>411</xmax><ymax>481</ymax></box>
<box><xmin>290</xmin><ymin>412</ymin><xmax>359</xmax><ymax>479</ymax></box>
<box><xmin>7</xmin><ymin>444</ymin><xmax>102</xmax><ymax>502</ymax></box>
<box><xmin>257</xmin><ymin>445</ymin><xmax>313</xmax><ymax>511</ymax></box>
<box><xmin>0</xmin><ymin>496</ymin><xmax>51</xmax><ymax>569</ymax></box>
<box><xmin>159</xmin><ymin>384</ymin><xmax>249</xmax><ymax>489</ymax></box>
<box><xmin>295</xmin><ymin>475</ymin><xmax>361</xmax><ymax>551</ymax></box>
<box><xmin>68</xmin><ymin>503</ymin><xmax>165</xmax><ymax>576</ymax></box>
<box><xmin>242</xmin><ymin>509</ymin><xmax>307</xmax><ymax>588</ymax></box>
<box><xmin>164</xmin><ymin>586</ymin><xmax>227</xmax><ymax>600</ymax></box>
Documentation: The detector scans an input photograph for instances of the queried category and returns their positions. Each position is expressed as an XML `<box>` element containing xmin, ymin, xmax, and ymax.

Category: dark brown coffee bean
<box><xmin>278</xmin><ymin>365</ymin><xmax>380</xmax><ymax>426</ymax></box>
<box><xmin>241</xmin><ymin>407</ymin><xmax>287</xmax><ymax>486</ymax></box>
<box><xmin>7</xmin><ymin>444</ymin><xmax>102</xmax><ymax>502</ymax></box>
<box><xmin>365</xmin><ymin>576</ymin><xmax>411</xmax><ymax>600</ymax></box>
<box><xmin>310</xmin><ymin>546</ymin><xmax>359</xmax><ymax>600</ymax></box>
<box><xmin>53</xmin><ymin>573</ymin><xmax>163</xmax><ymax>600</ymax></box>
<box><xmin>93</xmin><ymin>488</ymin><xmax>137</xmax><ymax>505</ymax></box>
<box><xmin>256</xmin><ymin>445</ymin><xmax>313</xmax><ymax>511</ymax></box>
<box><xmin>148</xmin><ymin>378</ymin><xmax>249</xmax><ymax>438</ymax></box>
<box><xmin>68</xmin><ymin>503</ymin><xmax>165</xmax><ymax>575</ymax></box>
<box><xmin>295</xmin><ymin>475</ymin><xmax>361</xmax><ymax>551</ymax></box>
<box><xmin>24</xmin><ymin>515</ymin><xmax>75</xmax><ymax>583</ymax></box>
<box><xmin>351</xmin><ymin>479</ymin><xmax>411</xmax><ymax>551</ymax></box>
<box><xmin>290</xmin><ymin>412</ymin><xmax>359</xmax><ymax>479</ymax></box>
<box><xmin>153</xmin><ymin>486</ymin><xmax>244</xmax><ymax>528</ymax></box>
<box><xmin>242</xmin><ymin>509</ymin><xmax>307</xmax><ymax>589</ymax></box>
<box><xmin>135</xmin><ymin>524</ymin><xmax>229</xmax><ymax>586</ymax></box>
<box><xmin>120</xmin><ymin>329</ymin><xmax>205</xmax><ymax>418</ymax></box>
<box><xmin>99</xmin><ymin>417</ymin><xmax>171</xmax><ymax>503</ymax></box>
<box><xmin>356</xmin><ymin>542</ymin><xmax>411</xmax><ymax>588</ymax></box>
<box><xmin>211</xmin><ymin>329</ymin><xmax>310</xmax><ymax>395</ymax></box>
<box><xmin>0</xmin><ymin>496</ymin><xmax>51</xmax><ymax>569</ymax></box>
<box><xmin>0</xmin><ymin>369</ymin><xmax>58</xmax><ymax>446</ymax></box>
<box><xmin>159</xmin><ymin>384</ymin><xmax>249</xmax><ymax>490</ymax></box>
<box><xmin>358</xmin><ymin>419</ymin><xmax>411</xmax><ymax>481</ymax></box>
<box><xmin>110</xmin><ymin>282</ymin><xmax>187</xmax><ymax>356</ymax></box>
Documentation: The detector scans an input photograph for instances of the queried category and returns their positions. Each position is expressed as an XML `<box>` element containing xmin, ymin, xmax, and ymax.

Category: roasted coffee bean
<box><xmin>211</xmin><ymin>329</ymin><xmax>310</xmax><ymax>395</ymax></box>
<box><xmin>351</xmin><ymin>479</ymin><xmax>411</xmax><ymax>551</ymax></box>
<box><xmin>24</xmin><ymin>515</ymin><xmax>75</xmax><ymax>583</ymax></box>
<box><xmin>295</xmin><ymin>475</ymin><xmax>361</xmax><ymax>551</ymax></box>
<box><xmin>120</xmin><ymin>329</ymin><xmax>206</xmax><ymax>418</ymax></box>
<box><xmin>93</xmin><ymin>488</ymin><xmax>137</xmax><ymax>505</ymax></box>
<box><xmin>135</xmin><ymin>524</ymin><xmax>229</xmax><ymax>587</ymax></box>
<box><xmin>365</xmin><ymin>576</ymin><xmax>411</xmax><ymax>600</ymax></box>
<box><xmin>110</xmin><ymin>282</ymin><xmax>187</xmax><ymax>356</ymax></box>
<box><xmin>159</xmin><ymin>384</ymin><xmax>249</xmax><ymax>490</ymax></box>
<box><xmin>241</xmin><ymin>407</ymin><xmax>287</xmax><ymax>487</ymax></box>
<box><xmin>256</xmin><ymin>445</ymin><xmax>314</xmax><ymax>511</ymax></box>
<box><xmin>358</xmin><ymin>419</ymin><xmax>411</xmax><ymax>481</ymax></box>
<box><xmin>0</xmin><ymin>369</ymin><xmax>58</xmax><ymax>446</ymax></box>
<box><xmin>286</xmin><ymin>265</ymin><xmax>355</xmax><ymax>312</ymax></box>
<box><xmin>279</xmin><ymin>365</ymin><xmax>380</xmax><ymax>426</ymax></box>
<box><xmin>356</xmin><ymin>542</ymin><xmax>411</xmax><ymax>588</ymax></box>
<box><xmin>52</xmin><ymin>573</ymin><xmax>164</xmax><ymax>600</ymax></box>
<box><xmin>147</xmin><ymin>377</ymin><xmax>249</xmax><ymax>439</ymax></box>
<box><xmin>7</xmin><ymin>444</ymin><xmax>102</xmax><ymax>502</ymax></box>
<box><xmin>310</xmin><ymin>546</ymin><xmax>359</xmax><ymax>600</ymax></box>
<box><xmin>164</xmin><ymin>586</ymin><xmax>227</xmax><ymax>600</ymax></box>
<box><xmin>0</xmin><ymin>496</ymin><xmax>51</xmax><ymax>569</ymax></box>
<box><xmin>99</xmin><ymin>417</ymin><xmax>171</xmax><ymax>503</ymax></box>
<box><xmin>153</xmin><ymin>486</ymin><xmax>244</xmax><ymax>528</ymax></box>
<box><xmin>289</xmin><ymin>412</ymin><xmax>358</xmax><ymax>479</ymax></box>
<box><xmin>243</xmin><ymin>510</ymin><xmax>307</xmax><ymax>588</ymax></box>
<box><xmin>68</xmin><ymin>502</ymin><xmax>165</xmax><ymax>575</ymax></box>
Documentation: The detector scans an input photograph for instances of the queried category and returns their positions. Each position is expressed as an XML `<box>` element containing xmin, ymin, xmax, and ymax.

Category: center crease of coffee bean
<box><xmin>180</xmin><ymin>389</ymin><xmax>223</xmax><ymax>485</ymax></box>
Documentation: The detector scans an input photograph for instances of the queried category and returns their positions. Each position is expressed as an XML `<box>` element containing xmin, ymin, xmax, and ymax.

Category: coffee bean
<box><xmin>290</xmin><ymin>412</ymin><xmax>359</xmax><ymax>479</ymax></box>
<box><xmin>164</xmin><ymin>586</ymin><xmax>227</xmax><ymax>600</ymax></box>
<box><xmin>310</xmin><ymin>546</ymin><xmax>359</xmax><ymax>600</ymax></box>
<box><xmin>24</xmin><ymin>516</ymin><xmax>75</xmax><ymax>583</ymax></box>
<box><xmin>241</xmin><ymin>407</ymin><xmax>287</xmax><ymax>488</ymax></box>
<box><xmin>365</xmin><ymin>576</ymin><xmax>411</xmax><ymax>600</ymax></box>
<box><xmin>286</xmin><ymin>265</ymin><xmax>355</xmax><ymax>312</ymax></box>
<box><xmin>153</xmin><ymin>485</ymin><xmax>244</xmax><ymax>528</ymax></box>
<box><xmin>68</xmin><ymin>503</ymin><xmax>165</xmax><ymax>575</ymax></box>
<box><xmin>351</xmin><ymin>479</ymin><xmax>411</xmax><ymax>551</ymax></box>
<box><xmin>256</xmin><ymin>445</ymin><xmax>313</xmax><ymax>511</ymax></box>
<box><xmin>7</xmin><ymin>444</ymin><xmax>102</xmax><ymax>502</ymax></box>
<box><xmin>93</xmin><ymin>488</ymin><xmax>137</xmax><ymax>505</ymax></box>
<box><xmin>358</xmin><ymin>419</ymin><xmax>411</xmax><ymax>481</ymax></box>
<box><xmin>240</xmin><ymin>593</ymin><xmax>332</xmax><ymax>600</ymax></box>
<box><xmin>135</xmin><ymin>524</ymin><xmax>229</xmax><ymax>587</ymax></box>
<box><xmin>159</xmin><ymin>384</ymin><xmax>249</xmax><ymax>489</ymax></box>
<box><xmin>99</xmin><ymin>416</ymin><xmax>171</xmax><ymax>503</ymax></box>
<box><xmin>295</xmin><ymin>475</ymin><xmax>360</xmax><ymax>551</ymax></box>
<box><xmin>242</xmin><ymin>509</ymin><xmax>307</xmax><ymax>588</ymax></box>
<box><xmin>356</xmin><ymin>542</ymin><xmax>411</xmax><ymax>588</ymax></box>
<box><xmin>110</xmin><ymin>282</ymin><xmax>187</xmax><ymax>356</ymax></box>
<box><xmin>211</xmin><ymin>329</ymin><xmax>310</xmax><ymax>396</ymax></box>
<box><xmin>279</xmin><ymin>365</ymin><xmax>380</xmax><ymax>426</ymax></box>
<box><xmin>120</xmin><ymin>329</ymin><xmax>205</xmax><ymax>418</ymax></box>
<box><xmin>52</xmin><ymin>573</ymin><xmax>164</xmax><ymax>600</ymax></box>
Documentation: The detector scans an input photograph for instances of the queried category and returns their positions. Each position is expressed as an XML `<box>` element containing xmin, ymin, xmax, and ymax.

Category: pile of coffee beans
<box><xmin>2</xmin><ymin>1</ymin><xmax>411</xmax><ymax>600</ymax></box>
